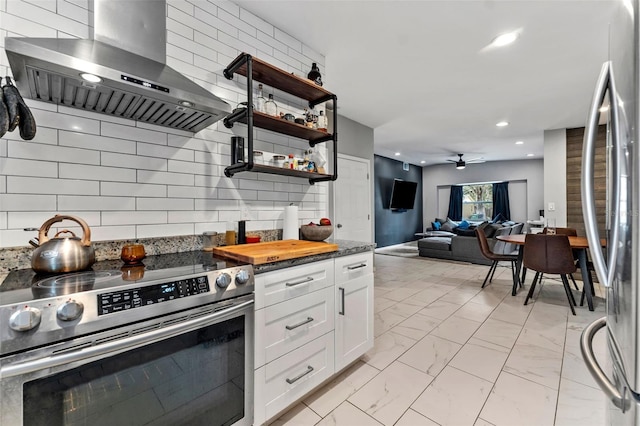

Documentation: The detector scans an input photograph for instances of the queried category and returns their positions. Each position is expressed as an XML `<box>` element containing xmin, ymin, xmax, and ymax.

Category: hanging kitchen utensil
<box><xmin>3</xmin><ymin>76</ymin><xmax>36</xmax><ymax>140</ymax></box>
<box><xmin>31</xmin><ymin>215</ymin><xmax>96</xmax><ymax>273</ymax></box>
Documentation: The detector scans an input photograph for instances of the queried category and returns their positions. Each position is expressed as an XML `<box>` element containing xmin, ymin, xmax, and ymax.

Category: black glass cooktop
<box><xmin>0</xmin><ymin>251</ymin><xmax>244</xmax><ymax>305</ymax></box>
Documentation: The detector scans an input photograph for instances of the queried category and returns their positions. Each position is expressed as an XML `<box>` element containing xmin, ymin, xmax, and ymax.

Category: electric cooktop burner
<box><xmin>0</xmin><ymin>251</ymin><xmax>248</xmax><ymax>306</ymax></box>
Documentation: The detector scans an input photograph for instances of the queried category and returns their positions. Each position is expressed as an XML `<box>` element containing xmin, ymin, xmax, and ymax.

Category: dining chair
<box><xmin>475</xmin><ymin>228</ymin><xmax>519</xmax><ymax>292</ymax></box>
<box><xmin>523</xmin><ymin>234</ymin><xmax>578</xmax><ymax>315</ymax></box>
<box><xmin>541</xmin><ymin>227</ymin><xmax>585</xmax><ymax>292</ymax></box>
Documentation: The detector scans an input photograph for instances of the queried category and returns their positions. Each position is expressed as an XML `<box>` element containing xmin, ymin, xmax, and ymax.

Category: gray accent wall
<box><xmin>422</xmin><ymin>159</ymin><xmax>544</xmax><ymax>228</ymax></box>
<box><xmin>374</xmin><ymin>155</ymin><xmax>423</xmax><ymax>247</ymax></box>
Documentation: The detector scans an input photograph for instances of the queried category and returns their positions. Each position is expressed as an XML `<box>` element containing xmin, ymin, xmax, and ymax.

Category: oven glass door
<box><xmin>2</xmin><ymin>299</ymin><xmax>253</xmax><ymax>426</ymax></box>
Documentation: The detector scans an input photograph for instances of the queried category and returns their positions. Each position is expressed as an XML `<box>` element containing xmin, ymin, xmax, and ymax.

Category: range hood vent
<box><xmin>4</xmin><ymin>1</ymin><xmax>230</xmax><ymax>133</ymax></box>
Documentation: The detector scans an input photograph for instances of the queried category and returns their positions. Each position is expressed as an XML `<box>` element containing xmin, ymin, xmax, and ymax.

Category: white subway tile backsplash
<box><xmin>101</xmin><ymin>182</ymin><xmax>167</xmax><ymax>198</ymax></box>
<box><xmin>0</xmin><ymin>158</ymin><xmax>58</xmax><ymax>177</ymax></box>
<box><xmin>137</xmin><ymin>170</ymin><xmax>194</xmax><ymax>186</ymax></box>
<box><xmin>136</xmin><ymin>223</ymin><xmax>194</xmax><ymax>239</ymax></box>
<box><xmin>101</xmin><ymin>152</ymin><xmax>167</xmax><ymax>171</ymax></box>
<box><xmin>195</xmin><ymin>5</ymin><xmax>238</xmax><ymax>38</ymax></box>
<box><xmin>241</xmin><ymin>9</ymin><xmax>273</xmax><ymax>36</ymax></box>
<box><xmin>168</xmin><ymin>185</ymin><xmax>215</xmax><ymax>199</ymax></box>
<box><xmin>137</xmin><ymin>142</ymin><xmax>195</xmax><ymax>162</ymax></box>
<box><xmin>35</xmin><ymin>109</ymin><xmax>101</xmax><ymax>134</ymax></box>
<box><xmin>218</xmin><ymin>187</ymin><xmax>257</xmax><ymax>200</ymax></box>
<box><xmin>89</xmin><ymin>225</ymin><xmax>137</xmax><ymax>242</ymax></box>
<box><xmin>137</xmin><ymin>197</ymin><xmax>194</xmax><ymax>211</ymax></box>
<box><xmin>101</xmin><ymin>211</ymin><xmax>168</xmax><ymax>226</ymax></box>
<box><xmin>60</xmin><ymin>164</ymin><xmax>137</xmax><ymax>182</ymax></box>
<box><xmin>168</xmin><ymin>159</ymin><xmax>218</xmax><ymax>176</ymax></box>
<box><xmin>101</xmin><ymin>122</ymin><xmax>168</xmax><ymax>145</ymax></box>
<box><xmin>0</xmin><ymin>0</ymin><xmax>328</xmax><ymax>247</ymax></box>
<box><xmin>167</xmin><ymin>43</ymin><xmax>194</xmax><ymax>64</ymax></box>
<box><xmin>6</xmin><ymin>0</ymin><xmax>89</xmax><ymax>37</ymax></box>
<box><xmin>1</xmin><ymin>194</ymin><xmax>56</xmax><ymax>211</ymax></box>
<box><xmin>60</xmin><ymin>131</ymin><xmax>136</xmax><ymax>154</ymax></box>
<box><xmin>7</xmin><ymin>176</ymin><xmax>99</xmax><ymax>195</ymax></box>
<box><xmin>58</xmin><ymin>196</ymin><xmax>135</xmax><ymax>211</ymax></box>
<box><xmin>219</xmin><ymin>8</ymin><xmax>255</xmax><ymax>37</ymax></box>
<box><xmin>0</xmin><ymin>10</ymin><xmax>57</xmax><ymax>37</ymax></box>
<box><xmin>258</xmin><ymin>191</ymin><xmax>288</xmax><ymax>202</ymax></box>
<box><xmin>8</xmin><ymin>140</ymin><xmax>100</xmax><ymax>165</ymax></box>
<box><xmin>167</xmin><ymin>15</ymin><xmax>195</xmax><ymax>39</ymax></box>
<box><xmin>57</xmin><ymin>0</ymin><xmax>90</xmax><ymax>24</ymax></box>
<box><xmin>274</xmin><ymin>28</ymin><xmax>302</xmax><ymax>53</ymax></box>
<box><xmin>239</xmin><ymin>179</ymin><xmax>274</xmax><ymax>192</ymax></box>
<box><xmin>168</xmin><ymin>210</ymin><xmax>218</xmax><ymax>223</ymax></box>
<box><xmin>168</xmin><ymin>0</ymin><xmax>194</xmax><ymax>16</ymax></box>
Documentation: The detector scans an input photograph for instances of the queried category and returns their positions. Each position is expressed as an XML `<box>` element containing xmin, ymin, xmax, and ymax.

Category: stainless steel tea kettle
<box><xmin>31</xmin><ymin>215</ymin><xmax>96</xmax><ymax>273</ymax></box>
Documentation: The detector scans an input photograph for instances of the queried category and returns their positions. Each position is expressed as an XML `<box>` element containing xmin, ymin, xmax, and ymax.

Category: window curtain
<box><xmin>447</xmin><ymin>185</ymin><xmax>463</xmax><ymax>220</ymax></box>
<box><xmin>493</xmin><ymin>182</ymin><xmax>511</xmax><ymax>220</ymax></box>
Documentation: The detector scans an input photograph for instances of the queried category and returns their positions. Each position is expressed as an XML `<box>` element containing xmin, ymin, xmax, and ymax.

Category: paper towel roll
<box><xmin>283</xmin><ymin>205</ymin><xmax>299</xmax><ymax>240</ymax></box>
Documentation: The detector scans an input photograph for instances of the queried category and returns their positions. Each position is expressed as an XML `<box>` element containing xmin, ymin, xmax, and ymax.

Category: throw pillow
<box><xmin>458</xmin><ymin>220</ymin><xmax>470</xmax><ymax>230</ymax></box>
<box><xmin>431</xmin><ymin>221</ymin><xmax>441</xmax><ymax>230</ymax></box>
<box><xmin>440</xmin><ymin>218</ymin><xmax>459</xmax><ymax>232</ymax></box>
<box><xmin>483</xmin><ymin>223</ymin><xmax>502</xmax><ymax>238</ymax></box>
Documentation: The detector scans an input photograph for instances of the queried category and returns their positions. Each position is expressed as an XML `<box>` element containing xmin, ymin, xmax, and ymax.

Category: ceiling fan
<box><xmin>447</xmin><ymin>153</ymin><xmax>485</xmax><ymax>170</ymax></box>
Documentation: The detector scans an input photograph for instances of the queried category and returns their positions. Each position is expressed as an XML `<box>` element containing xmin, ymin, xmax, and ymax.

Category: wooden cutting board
<box><xmin>211</xmin><ymin>239</ymin><xmax>338</xmax><ymax>264</ymax></box>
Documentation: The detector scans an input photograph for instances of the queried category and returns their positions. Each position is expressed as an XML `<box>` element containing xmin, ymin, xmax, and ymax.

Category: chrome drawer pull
<box><xmin>285</xmin><ymin>277</ymin><xmax>314</xmax><ymax>287</ymax></box>
<box><xmin>285</xmin><ymin>317</ymin><xmax>314</xmax><ymax>330</ymax></box>
<box><xmin>347</xmin><ymin>263</ymin><xmax>366</xmax><ymax>270</ymax></box>
<box><xmin>286</xmin><ymin>365</ymin><xmax>314</xmax><ymax>384</ymax></box>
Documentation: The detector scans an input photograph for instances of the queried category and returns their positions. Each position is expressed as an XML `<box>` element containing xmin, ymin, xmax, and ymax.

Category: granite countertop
<box><xmin>253</xmin><ymin>239</ymin><xmax>376</xmax><ymax>274</ymax></box>
<box><xmin>0</xmin><ymin>239</ymin><xmax>376</xmax><ymax>287</ymax></box>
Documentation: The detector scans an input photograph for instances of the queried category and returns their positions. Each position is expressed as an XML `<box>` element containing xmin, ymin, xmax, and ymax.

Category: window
<box><xmin>462</xmin><ymin>184</ymin><xmax>493</xmax><ymax>221</ymax></box>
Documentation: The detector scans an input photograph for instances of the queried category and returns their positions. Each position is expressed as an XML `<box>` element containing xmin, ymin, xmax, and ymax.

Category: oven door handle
<box><xmin>0</xmin><ymin>299</ymin><xmax>254</xmax><ymax>379</ymax></box>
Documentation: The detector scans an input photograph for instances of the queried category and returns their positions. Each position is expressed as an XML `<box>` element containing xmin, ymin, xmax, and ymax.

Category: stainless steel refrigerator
<box><xmin>581</xmin><ymin>0</ymin><xmax>640</xmax><ymax>424</ymax></box>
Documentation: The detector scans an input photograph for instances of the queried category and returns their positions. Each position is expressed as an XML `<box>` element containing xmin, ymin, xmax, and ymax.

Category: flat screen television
<box><xmin>389</xmin><ymin>179</ymin><xmax>418</xmax><ymax>210</ymax></box>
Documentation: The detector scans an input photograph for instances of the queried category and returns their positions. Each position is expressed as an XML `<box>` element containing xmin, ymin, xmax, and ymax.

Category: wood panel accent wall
<box><xmin>566</xmin><ymin>125</ymin><xmax>607</xmax><ymax>237</ymax></box>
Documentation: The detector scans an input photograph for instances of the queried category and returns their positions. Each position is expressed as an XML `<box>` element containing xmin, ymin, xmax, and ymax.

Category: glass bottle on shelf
<box><xmin>255</xmin><ymin>84</ymin><xmax>266</xmax><ymax>113</ymax></box>
<box><xmin>317</xmin><ymin>110</ymin><xmax>327</xmax><ymax>132</ymax></box>
<box><xmin>265</xmin><ymin>94</ymin><xmax>278</xmax><ymax>116</ymax></box>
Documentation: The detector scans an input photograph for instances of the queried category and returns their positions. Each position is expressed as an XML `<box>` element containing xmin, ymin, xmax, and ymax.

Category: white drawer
<box><xmin>255</xmin><ymin>259</ymin><xmax>334</xmax><ymax>309</ymax></box>
<box><xmin>255</xmin><ymin>286</ymin><xmax>334</xmax><ymax>367</ymax></box>
<box><xmin>335</xmin><ymin>252</ymin><xmax>374</xmax><ymax>285</ymax></box>
<box><xmin>254</xmin><ymin>332</ymin><xmax>335</xmax><ymax>425</ymax></box>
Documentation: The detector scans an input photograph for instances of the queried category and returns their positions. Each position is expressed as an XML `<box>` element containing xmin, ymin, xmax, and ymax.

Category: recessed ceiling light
<box><xmin>496</xmin><ymin>121</ymin><xmax>509</xmax><ymax>127</ymax></box>
<box><xmin>515</xmin><ymin>141</ymin><xmax>524</xmax><ymax>145</ymax></box>
<box><xmin>526</xmin><ymin>153</ymin><xmax>535</xmax><ymax>157</ymax></box>
<box><xmin>420</xmin><ymin>160</ymin><xmax>426</xmax><ymax>164</ymax></box>
<box><xmin>491</xmin><ymin>31</ymin><xmax>520</xmax><ymax>47</ymax></box>
<box><xmin>395</xmin><ymin>152</ymin><xmax>401</xmax><ymax>156</ymax></box>
<box><xmin>80</xmin><ymin>73</ymin><xmax>102</xmax><ymax>83</ymax></box>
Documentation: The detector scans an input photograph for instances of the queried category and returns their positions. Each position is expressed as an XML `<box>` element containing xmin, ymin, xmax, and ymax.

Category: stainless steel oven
<box><xmin>0</xmin><ymin>252</ymin><xmax>254</xmax><ymax>426</ymax></box>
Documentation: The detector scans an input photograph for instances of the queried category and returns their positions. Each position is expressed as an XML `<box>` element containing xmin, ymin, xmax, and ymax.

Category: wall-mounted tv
<box><xmin>389</xmin><ymin>179</ymin><xmax>418</xmax><ymax>210</ymax></box>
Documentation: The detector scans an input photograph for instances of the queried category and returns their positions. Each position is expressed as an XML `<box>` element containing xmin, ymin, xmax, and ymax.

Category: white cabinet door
<box><xmin>334</xmin><ymin>252</ymin><xmax>374</xmax><ymax>371</ymax></box>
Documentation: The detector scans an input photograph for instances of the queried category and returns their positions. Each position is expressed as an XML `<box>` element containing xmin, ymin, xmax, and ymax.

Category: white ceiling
<box><xmin>234</xmin><ymin>0</ymin><xmax>616</xmax><ymax>167</ymax></box>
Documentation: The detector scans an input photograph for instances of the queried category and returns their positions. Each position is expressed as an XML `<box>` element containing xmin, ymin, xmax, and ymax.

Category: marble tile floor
<box><xmin>270</xmin><ymin>254</ymin><xmax>609</xmax><ymax>426</ymax></box>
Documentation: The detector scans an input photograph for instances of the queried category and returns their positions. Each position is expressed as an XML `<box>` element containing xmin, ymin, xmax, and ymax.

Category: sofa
<box><xmin>417</xmin><ymin>220</ymin><xmax>524</xmax><ymax>265</ymax></box>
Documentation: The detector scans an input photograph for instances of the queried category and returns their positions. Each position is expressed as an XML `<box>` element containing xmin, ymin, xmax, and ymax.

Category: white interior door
<box><xmin>333</xmin><ymin>155</ymin><xmax>372</xmax><ymax>242</ymax></box>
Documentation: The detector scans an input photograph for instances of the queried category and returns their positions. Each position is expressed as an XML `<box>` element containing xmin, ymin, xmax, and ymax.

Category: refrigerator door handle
<box><xmin>581</xmin><ymin>61</ymin><xmax>621</xmax><ymax>288</ymax></box>
<box><xmin>581</xmin><ymin>317</ymin><xmax>628</xmax><ymax>410</ymax></box>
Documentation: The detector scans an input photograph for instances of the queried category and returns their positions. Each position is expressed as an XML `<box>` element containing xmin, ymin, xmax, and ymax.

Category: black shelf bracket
<box><xmin>223</xmin><ymin>53</ymin><xmax>251</xmax><ymax>80</ymax></box>
<box><xmin>309</xmin><ymin>94</ymin><xmax>336</xmax><ymax>109</ymax></box>
<box><xmin>223</xmin><ymin>108</ymin><xmax>248</xmax><ymax>129</ymax></box>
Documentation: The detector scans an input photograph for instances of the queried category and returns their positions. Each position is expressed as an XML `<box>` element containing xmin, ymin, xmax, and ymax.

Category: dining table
<box><xmin>496</xmin><ymin>234</ymin><xmax>605</xmax><ymax>311</ymax></box>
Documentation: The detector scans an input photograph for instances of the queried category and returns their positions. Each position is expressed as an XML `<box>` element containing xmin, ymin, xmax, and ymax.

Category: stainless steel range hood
<box><xmin>4</xmin><ymin>0</ymin><xmax>230</xmax><ymax>133</ymax></box>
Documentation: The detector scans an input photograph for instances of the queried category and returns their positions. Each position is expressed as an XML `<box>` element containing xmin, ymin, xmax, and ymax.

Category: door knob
<box><xmin>337</xmin><ymin>224</ymin><xmax>343</xmax><ymax>228</ymax></box>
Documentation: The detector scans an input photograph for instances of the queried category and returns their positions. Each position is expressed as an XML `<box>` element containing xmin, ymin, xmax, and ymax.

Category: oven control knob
<box><xmin>9</xmin><ymin>307</ymin><xmax>41</xmax><ymax>332</ymax></box>
<box><xmin>235</xmin><ymin>270</ymin><xmax>250</xmax><ymax>285</ymax></box>
<box><xmin>57</xmin><ymin>300</ymin><xmax>84</xmax><ymax>321</ymax></box>
<box><xmin>216</xmin><ymin>273</ymin><xmax>232</xmax><ymax>288</ymax></box>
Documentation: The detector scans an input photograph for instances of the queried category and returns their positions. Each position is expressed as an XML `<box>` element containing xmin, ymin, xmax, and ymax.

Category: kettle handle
<box><xmin>38</xmin><ymin>215</ymin><xmax>92</xmax><ymax>247</ymax></box>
